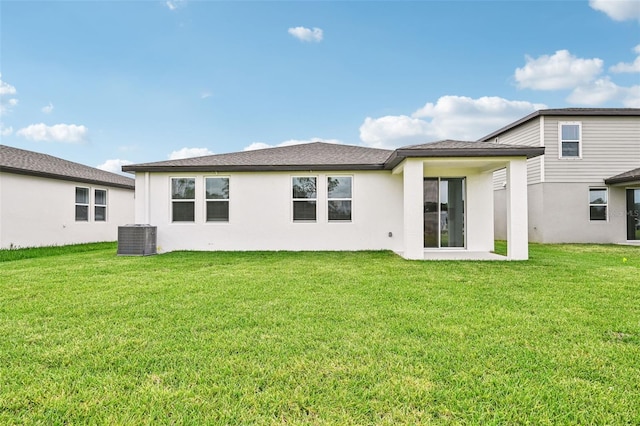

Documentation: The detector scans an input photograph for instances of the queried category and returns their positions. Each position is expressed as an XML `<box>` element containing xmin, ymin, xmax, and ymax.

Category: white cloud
<box><xmin>589</xmin><ymin>0</ymin><xmax>640</xmax><ymax>21</ymax></box>
<box><xmin>0</xmin><ymin>124</ymin><xmax>13</xmax><ymax>136</ymax></box>
<box><xmin>16</xmin><ymin>123</ymin><xmax>89</xmax><ymax>143</ymax></box>
<box><xmin>359</xmin><ymin>116</ymin><xmax>433</xmax><ymax>149</ymax></box>
<box><xmin>166</xmin><ymin>0</ymin><xmax>186</xmax><ymax>11</ymax></box>
<box><xmin>0</xmin><ymin>74</ymin><xmax>18</xmax><ymax>115</ymax></box>
<box><xmin>244</xmin><ymin>138</ymin><xmax>341</xmax><ymax>151</ymax></box>
<box><xmin>0</xmin><ymin>74</ymin><xmax>17</xmax><ymax>96</ymax></box>
<box><xmin>288</xmin><ymin>26</ymin><xmax>323</xmax><ymax>42</ymax></box>
<box><xmin>359</xmin><ymin>95</ymin><xmax>546</xmax><ymax>149</ymax></box>
<box><xmin>568</xmin><ymin>77</ymin><xmax>640</xmax><ymax>107</ymax></box>
<box><xmin>97</xmin><ymin>159</ymin><xmax>133</xmax><ymax>175</ymax></box>
<box><xmin>610</xmin><ymin>44</ymin><xmax>640</xmax><ymax>73</ymax></box>
<box><xmin>567</xmin><ymin>77</ymin><xmax>623</xmax><ymax>105</ymax></box>
<box><xmin>514</xmin><ymin>50</ymin><xmax>603</xmax><ymax>90</ymax></box>
<box><xmin>168</xmin><ymin>147</ymin><xmax>214</xmax><ymax>160</ymax></box>
<box><xmin>42</xmin><ymin>102</ymin><xmax>54</xmax><ymax>114</ymax></box>
<box><xmin>623</xmin><ymin>86</ymin><xmax>640</xmax><ymax>107</ymax></box>
<box><xmin>200</xmin><ymin>91</ymin><xmax>212</xmax><ymax>99</ymax></box>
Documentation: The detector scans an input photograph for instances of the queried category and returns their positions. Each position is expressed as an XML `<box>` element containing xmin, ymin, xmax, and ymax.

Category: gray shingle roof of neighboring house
<box><xmin>478</xmin><ymin>108</ymin><xmax>640</xmax><ymax>142</ymax></box>
<box><xmin>604</xmin><ymin>167</ymin><xmax>640</xmax><ymax>185</ymax></box>
<box><xmin>123</xmin><ymin>140</ymin><xmax>545</xmax><ymax>173</ymax></box>
<box><xmin>0</xmin><ymin>145</ymin><xmax>135</xmax><ymax>190</ymax></box>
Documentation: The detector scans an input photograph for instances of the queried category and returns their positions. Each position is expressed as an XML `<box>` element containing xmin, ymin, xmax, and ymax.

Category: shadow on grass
<box><xmin>0</xmin><ymin>242</ymin><xmax>116</xmax><ymax>263</ymax></box>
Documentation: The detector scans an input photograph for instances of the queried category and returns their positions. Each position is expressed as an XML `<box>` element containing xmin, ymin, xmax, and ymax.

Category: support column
<box><xmin>134</xmin><ymin>172</ymin><xmax>150</xmax><ymax>224</ymax></box>
<box><xmin>506</xmin><ymin>159</ymin><xmax>528</xmax><ymax>260</ymax></box>
<box><xmin>403</xmin><ymin>159</ymin><xmax>424</xmax><ymax>259</ymax></box>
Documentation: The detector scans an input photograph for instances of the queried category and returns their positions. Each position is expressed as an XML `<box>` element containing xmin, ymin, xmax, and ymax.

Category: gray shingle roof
<box><xmin>479</xmin><ymin>108</ymin><xmax>640</xmax><ymax>142</ymax></box>
<box><xmin>604</xmin><ymin>167</ymin><xmax>640</xmax><ymax>185</ymax></box>
<box><xmin>123</xmin><ymin>142</ymin><xmax>394</xmax><ymax>172</ymax></box>
<box><xmin>385</xmin><ymin>140</ymin><xmax>545</xmax><ymax>169</ymax></box>
<box><xmin>0</xmin><ymin>145</ymin><xmax>135</xmax><ymax>190</ymax></box>
<box><xmin>124</xmin><ymin>140</ymin><xmax>544</xmax><ymax>173</ymax></box>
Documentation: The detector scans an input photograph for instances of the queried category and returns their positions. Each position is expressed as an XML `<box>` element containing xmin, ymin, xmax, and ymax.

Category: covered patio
<box><xmin>387</xmin><ymin>141</ymin><xmax>545</xmax><ymax>261</ymax></box>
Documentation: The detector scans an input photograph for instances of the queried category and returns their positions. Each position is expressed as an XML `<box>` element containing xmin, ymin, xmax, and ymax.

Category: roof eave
<box><xmin>479</xmin><ymin>108</ymin><xmax>640</xmax><ymax>141</ymax></box>
<box><xmin>122</xmin><ymin>163</ymin><xmax>388</xmax><ymax>173</ymax></box>
<box><xmin>1</xmin><ymin>166</ymin><xmax>135</xmax><ymax>190</ymax></box>
<box><xmin>604</xmin><ymin>176</ymin><xmax>640</xmax><ymax>185</ymax></box>
<box><xmin>384</xmin><ymin>147</ymin><xmax>545</xmax><ymax>169</ymax></box>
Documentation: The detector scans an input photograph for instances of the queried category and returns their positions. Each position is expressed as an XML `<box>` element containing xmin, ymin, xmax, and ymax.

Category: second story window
<box><xmin>559</xmin><ymin>122</ymin><xmax>581</xmax><ymax>158</ymax></box>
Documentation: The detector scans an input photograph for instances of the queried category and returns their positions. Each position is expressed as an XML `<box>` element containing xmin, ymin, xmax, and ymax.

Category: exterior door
<box><xmin>627</xmin><ymin>189</ymin><xmax>640</xmax><ymax>241</ymax></box>
<box><xmin>424</xmin><ymin>178</ymin><xmax>465</xmax><ymax>248</ymax></box>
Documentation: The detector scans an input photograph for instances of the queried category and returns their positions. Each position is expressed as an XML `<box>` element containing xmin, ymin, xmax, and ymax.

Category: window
<box><xmin>75</xmin><ymin>187</ymin><xmax>89</xmax><ymax>221</ymax></box>
<box><xmin>292</xmin><ymin>177</ymin><xmax>317</xmax><ymax>221</ymax></box>
<box><xmin>328</xmin><ymin>176</ymin><xmax>352</xmax><ymax>221</ymax></box>
<box><xmin>560</xmin><ymin>122</ymin><xmax>581</xmax><ymax>158</ymax></box>
<box><xmin>589</xmin><ymin>188</ymin><xmax>607</xmax><ymax>221</ymax></box>
<box><xmin>94</xmin><ymin>189</ymin><xmax>107</xmax><ymax>222</ymax></box>
<box><xmin>171</xmin><ymin>178</ymin><xmax>195</xmax><ymax>222</ymax></box>
<box><xmin>205</xmin><ymin>177</ymin><xmax>229</xmax><ymax>222</ymax></box>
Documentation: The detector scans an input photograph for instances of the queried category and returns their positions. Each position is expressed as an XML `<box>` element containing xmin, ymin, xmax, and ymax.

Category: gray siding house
<box><xmin>482</xmin><ymin>109</ymin><xmax>640</xmax><ymax>244</ymax></box>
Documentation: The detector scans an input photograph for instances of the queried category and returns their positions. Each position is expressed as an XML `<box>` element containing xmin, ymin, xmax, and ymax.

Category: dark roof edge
<box><xmin>1</xmin><ymin>166</ymin><xmax>135</xmax><ymax>190</ymax></box>
<box><xmin>604</xmin><ymin>175</ymin><xmax>640</xmax><ymax>185</ymax></box>
<box><xmin>479</xmin><ymin>108</ymin><xmax>640</xmax><ymax>142</ymax></box>
<box><xmin>384</xmin><ymin>147</ymin><xmax>545</xmax><ymax>169</ymax></box>
<box><xmin>122</xmin><ymin>163</ymin><xmax>388</xmax><ymax>173</ymax></box>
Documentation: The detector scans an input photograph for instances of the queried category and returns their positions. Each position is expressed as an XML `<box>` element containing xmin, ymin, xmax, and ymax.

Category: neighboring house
<box><xmin>480</xmin><ymin>108</ymin><xmax>640</xmax><ymax>244</ymax></box>
<box><xmin>0</xmin><ymin>145</ymin><xmax>135</xmax><ymax>249</ymax></box>
<box><xmin>123</xmin><ymin>141</ymin><xmax>543</xmax><ymax>260</ymax></box>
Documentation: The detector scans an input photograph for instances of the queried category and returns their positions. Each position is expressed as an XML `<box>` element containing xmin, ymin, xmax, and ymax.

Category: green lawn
<box><xmin>1</xmin><ymin>243</ymin><xmax>639</xmax><ymax>424</ymax></box>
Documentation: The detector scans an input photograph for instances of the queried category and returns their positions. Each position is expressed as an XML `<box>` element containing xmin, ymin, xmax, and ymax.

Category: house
<box><xmin>123</xmin><ymin>141</ymin><xmax>543</xmax><ymax>260</ymax></box>
<box><xmin>480</xmin><ymin>108</ymin><xmax>640</xmax><ymax>244</ymax></box>
<box><xmin>0</xmin><ymin>145</ymin><xmax>135</xmax><ymax>249</ymax></box>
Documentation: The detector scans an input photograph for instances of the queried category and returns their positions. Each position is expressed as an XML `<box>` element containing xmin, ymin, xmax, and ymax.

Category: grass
<box><xmin>1</xmin><ymin>243</ymin><xmax>639</xmax><ymax>424</ymax></box>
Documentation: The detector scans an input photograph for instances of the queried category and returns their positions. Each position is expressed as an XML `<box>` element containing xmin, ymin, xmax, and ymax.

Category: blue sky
<box><xmin>1</xmin><ymin>0</ymin><xmax>639</xmax><ymax>173</ymax></box>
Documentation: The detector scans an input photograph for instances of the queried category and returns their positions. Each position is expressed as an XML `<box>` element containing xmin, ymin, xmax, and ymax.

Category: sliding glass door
<box><xmin>424</xmin><ymin>178</ymin><xmax>465</xmax><ymax>248</ymax></box>
<box><xmin>627</xmin><ymin>189</ymin><xmax>640</xmax><ymax>241</ymax></box>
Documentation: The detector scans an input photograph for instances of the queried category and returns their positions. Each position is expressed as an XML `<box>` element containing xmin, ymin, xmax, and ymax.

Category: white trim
<box><xmin>94</xmin><ymin>188</ymin><xmax>108</xmax><ymax>222</ymax></box>
<box><xmin>327</xmin><ymin>175</ymin><xmax>353</xmax><ymax>223</ymax></box>
<box><xmin>204</xmin><ymin>176</ymin><xmax>230</xmax><ymax>223</ymax></box>
<box><xmin>291</xmin><ymin>175</ymin><xmax>318</xmax><ymax>223</ymax></box>
<box><xmin>170</xmin><ymin>177</ymin><xmax>196</xmax><ymax>223</ymax></box>
<box><xmin>558</xmin><ymin>121</ymin><xmax>582</xmax><ymax>160</ymax></box>
<box><xmin>539</xmin><ymin>116</ymin><xmax>545</xmax><ymax>182</ymax></box>
<box><xmin>75</xmin><ymin>186</ymin><xmax>90</xmax><ymax>222</ymax></box>
<box><xmin>144</xmin><ymin>172</ymin><xmax>151</xmax><ymax>224</ymax></box>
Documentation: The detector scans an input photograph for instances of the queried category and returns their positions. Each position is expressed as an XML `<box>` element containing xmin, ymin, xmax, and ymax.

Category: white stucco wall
<box><xmin>0</xmin><ymin>172</ymin><xmax>135</xmax><ymax>249</ymax></box>
<box><xmin>138</xmin><ymin>170</ymin><xmax>405</xmax><ymax>253</ymax></box>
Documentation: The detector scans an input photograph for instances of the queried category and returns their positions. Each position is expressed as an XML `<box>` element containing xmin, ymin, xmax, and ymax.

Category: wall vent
<box><xmin>117</xmin><ymin>225</ymin><xmax>157</xmax><ymax>256</ymax></box>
